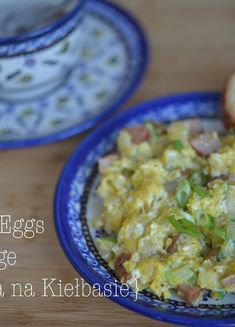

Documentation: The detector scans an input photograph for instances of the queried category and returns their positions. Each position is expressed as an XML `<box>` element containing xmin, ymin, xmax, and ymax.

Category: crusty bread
<box><xmin>222</xmin><ymin>72</ymin><xmax>235</xmax><ymax>128</ymax></box>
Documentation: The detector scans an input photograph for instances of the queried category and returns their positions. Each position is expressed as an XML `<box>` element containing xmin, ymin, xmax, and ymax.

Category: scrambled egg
<box><xmin>95</xmin><ymin>120</ymin><xmax>235</xmax><ymax>304</ymax></box>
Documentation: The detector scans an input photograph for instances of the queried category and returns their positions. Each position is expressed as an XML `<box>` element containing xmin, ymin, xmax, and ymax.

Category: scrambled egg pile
<box><xmin>95</xmin><ymin>119</ymin><xmax>235</xmax><ymax>304</ymax></box>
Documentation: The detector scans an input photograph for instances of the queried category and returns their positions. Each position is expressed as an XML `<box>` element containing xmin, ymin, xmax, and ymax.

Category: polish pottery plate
<box><xmin>0</xmin><ymin>0</ymin><xmax>148</xmax><ymax>149</ymax></box>
<box><xmin>55</xmin><ymin>92</ymin><xmax>235</xmax><ymax>326</ymax></box>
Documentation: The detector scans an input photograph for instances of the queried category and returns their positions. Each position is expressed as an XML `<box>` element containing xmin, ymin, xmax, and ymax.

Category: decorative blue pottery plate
<box><xmin>0</xmin><ymin>0</ymin><xmax>148</xmax><ymax>149</ymax></box>
<box><xmin>55</xmin><ymin>92</ymin><xmax>235</xmax><ymax>326</ymax></box>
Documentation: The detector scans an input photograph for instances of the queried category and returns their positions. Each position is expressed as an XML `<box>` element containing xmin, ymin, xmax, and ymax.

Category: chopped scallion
<box><xmin>172</xmin><ymin>139</ymin><xmax>184</xmax><ymax>151</ymax></box>
<box><xmin>168</xmin><ymin>214</ymin><xmax>186</xmax><ymax>234</ymax></box>
<box><xmin>96</xmin><ymin>236</ymin><xmax>117</xmax><ymax>244</ymax></box>
<box><xmin>211</xmin><ymin>290</ymin><xmax>226</xmax><ymax>300</ymax></box>
<box><xmin>180</xmin><ymin>210</ymin><xmax>195</xmax><ymax>223</ymax></box>
<box><xmin>195</xmin><ymin>210</ymin><xmax>214</xmax><ymax>229</ymax></box>
<box><xmin>176</xmin><ymin>179</ymin><xmax>191</xmax><ymax>208</ymax></box>
<box><xmin>168</xmin><ymin>215</ymin><xmax>203</xmax><ymax>240</ymax></box>
<box><xmin>180</xmin><ymin>218</ymin><xmax>204</xmax><ymax>239</ymax></box>
<box><xmin>193</xmin><ymin>185</ymin><xmax>210</xmax><ymax>198</ymax></box>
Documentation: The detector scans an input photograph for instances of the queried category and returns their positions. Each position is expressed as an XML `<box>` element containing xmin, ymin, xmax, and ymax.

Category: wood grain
<box><xmin>1</xmin><ymin>0</ymin><xmax>235</xmax><ymax>326</ymax></box>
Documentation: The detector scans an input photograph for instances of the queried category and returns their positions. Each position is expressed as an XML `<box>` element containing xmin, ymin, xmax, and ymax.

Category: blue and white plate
<box><xmin>0</xmin><ymin>0</ymin><xmax>148</xmax><ymax>149</ymax></box>
<box><xmin>55</xmin><ymin>92</ymin><xmax>235</xmax><ymax>327</ymax></box>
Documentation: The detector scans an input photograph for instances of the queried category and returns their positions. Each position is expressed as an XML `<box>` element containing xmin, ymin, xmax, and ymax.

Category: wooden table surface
<box><xmin>1</xmin><ymin>0</ymin><xmax>235</xmax><ymax>326</ymax></box>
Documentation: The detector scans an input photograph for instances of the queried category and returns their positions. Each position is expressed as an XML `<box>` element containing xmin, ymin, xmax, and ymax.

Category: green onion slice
<box><xmin>193</xmin><ymin>184</ymin><xmax>211</xmax><ymax>198</ymax></box>
<box><xmin>172</xmin><ymin>139</ymin><xmax>184</xmax><ymax>151</ymax></box>
<box><xmin>96</xmin><ymin>236</ymin><xmax>117</xmax><ymax>244</ymax></box>
<box><xmin>211</xmin><ymin>290</ymin><xmax>226</xmax><ymax>300</ymax></box>
<box><xmin>168</xmin><ymin>214</ymin><xmax>203</xmax><ymax>240</ymax></box>
<box><xmin>176</xmin><ymin>179</ymin><xmax>191</xmax><ymax>208</ymax></box>
<box><xmin>180</xmin><ymin>218</ymin><xmax>204</xmax><ymax>239</ymax></box>
<box><xmin>195</xmin><ymin>210</ymin><xmax>214</xmax><ymax>229</ymax></box>
<box><xmin>168</xmin><ymin>214</ymin><xmax>186</xmax><ymax>234</ymax></box>
<box><xmin>180</xmin><ymin>210</ymin><xmax>195</xmax><ymax>223</ymax></box>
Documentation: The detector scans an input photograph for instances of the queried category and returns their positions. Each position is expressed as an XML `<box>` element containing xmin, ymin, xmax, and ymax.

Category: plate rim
<box><xmin>0</xmin><ymin>0</ymin><xmax>149</xmax><ymax>149</ymax></box>
<box><xmin>54</xmin><ymin>91</ymin><xmax>235</xmax><ymax>326</ymax></box>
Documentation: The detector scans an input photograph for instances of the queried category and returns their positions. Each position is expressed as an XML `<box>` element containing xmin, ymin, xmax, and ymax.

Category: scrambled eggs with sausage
<box><xmin>95</xmin><ymin>118</ymin><xmax>235</xmax><ymax>305</ymax></box>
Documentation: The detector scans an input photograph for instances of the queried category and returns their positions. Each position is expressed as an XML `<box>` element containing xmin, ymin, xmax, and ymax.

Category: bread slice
<box><xmin>222</xmin><ymin>72</ymin><xmax>235</xmax><ymax>128</ymax></box>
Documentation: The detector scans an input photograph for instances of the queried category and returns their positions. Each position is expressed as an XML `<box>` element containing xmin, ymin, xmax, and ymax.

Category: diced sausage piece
<box><xmin>221</xmin><ymin>274</ymin><xmax>235</xmax><ymax>287</ymax></box>
<box><xmin>184</xmin><ymin>118</ymin><xmax>203</xmax><ymax>135</ymax></box>
<box><xmin>98</xmin><ymin>154</ymin><xmax>118</xmax><ymax>173</ymax></box>
<box><xmin>190</xmin><ymin>132</ymin><xmax>221</xmax><ymax>156</ymax></box>
<box><xmin>124</xmin><ymin>125</ymin><xmax>150</xmax><ymax>145</ymax></box>
<box><xmin>178</xmin><ymin>285</ymin><xmax>203</xmax><ymax>305</ymax></box>
<box><xmin>222</xmin><ymin>72</ymin><xmax>235</xmax><ymax>128</ymax></box>
<box><xmin>166</xmin><ymin>235</ymin><xmax>181</xmax><ymax>254</ymax></box>
<box><xmin>114</xmin><ymin>253</ymin><xmax>131</xmax><ymax>282</ymax></box>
